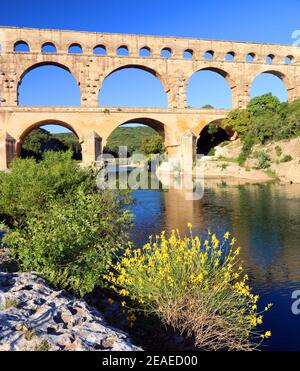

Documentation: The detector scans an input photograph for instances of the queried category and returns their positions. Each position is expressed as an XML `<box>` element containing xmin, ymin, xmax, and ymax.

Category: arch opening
<box><xmin>250</xmin><ymin>71</ymin><xmax>288</xmax><ymax>102</ymax></box>
<box><xmin>204</xmin><ymin>50</ymin><xmax>214</xmax><ymax>61</ymax></box>
<box><xmin>94</xmin><ymin>45</ymin><xmax>106</xmax><ymax>55</ymax></box>
<box><xmin>18</xmin><ymin>121</ymin><xmax>82</xmax><ymax>161</ymax></box>
<box><xmin>197</xmin><ymin>121</ymin><xmax>230</xmax><ymax>156</ymax></box>
<box><xmin>226</xmin><ymin>51</ymin><xmax>235</xmax><ymax>62</ymax></box>
<box><xmin>18</xmin><ymin>63</ymin><xmax>80</xmax><ymax>106</ymax></box>
<box><xmin>183</xmin><ymin>49</ymin><xmax>193</xmax><ymax>59</ymax></box>
<box><xmin>285</xmin><ymin>55</ymin><xmax>294</xmax><ymax>65</ymax></box>
<box><xmin>140</xmin><ymin>47</ymin><xmax>151</xmax><ymax>57</ymax></box>
<box><xmin>42</xmin><ymin>42</ymin><xmax>57</xmax><ymax>53</ymax></box>
<box><xmin>68</xmin><ymin>43</ymin><xmax>83</xmax><ymax>54</ymax></box>
<box><xmin>14</xmin><ymin>41</ymin><xmax>30</xmax><ymax>52</ymax></box>
<box><xmin>104</xmin><ymin>118</ymin><xmax>165</xmax><ymax>158</ymax></box>
<box><xmin>99</xmin><ymin>66</ymin><xmax>168</xmax><ymax>108</ymax></box>
<box><xmin>187</xmin><ymin>68</ymin><xmax>232</xmax><ymax>109</ymax></box>
<box><xmin>117</xmin><ymin>46</ymin><xmax>129</xmax><ymax>56</ymax></box>
<box><xmin>246</xmin><ymin>53</ymin><xmax>255</xmax><ymax>63</ymax></box>
<box><xmin>266</xmin><ymin>54</ymin><xmax>275</xmax><ymax>65</ymax></box>
<box><xmin>161</xmin><ymin>48</ymin><xmax>172</xmax><ymax>58</ymax></box>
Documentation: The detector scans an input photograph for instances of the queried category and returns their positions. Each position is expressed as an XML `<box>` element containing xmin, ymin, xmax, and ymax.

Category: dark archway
<box><xmin>18</xmin><ymin>121</ymin><xmax>82</xmax><ymax>161</ymax></box>
<box><xmin>197</xmin><ymin>122</ymin><xmax>230</xmax><ymax>156</ymax></box>
<box><xmin>18</xmin><ymin>63</ymin><xmax>80</xmax><ymax>106</ymax></box>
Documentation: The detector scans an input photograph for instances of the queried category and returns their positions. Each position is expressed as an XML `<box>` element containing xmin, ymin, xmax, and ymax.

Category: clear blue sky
<box><xmin>1</xmin><ymin>0</ymin><xmax>299</xmax><ymax>132</ymax></box>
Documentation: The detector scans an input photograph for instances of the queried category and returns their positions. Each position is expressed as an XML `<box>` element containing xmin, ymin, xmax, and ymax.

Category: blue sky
<box><xmin>1</xmin><ymin>0</ymin><xmax>299</xmax><ymax>132</ymax></box>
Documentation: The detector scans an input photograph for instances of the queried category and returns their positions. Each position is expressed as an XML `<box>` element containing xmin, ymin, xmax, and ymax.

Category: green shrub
<box><xmin>281</xmin><ymin>155</ymin><xmax>293</xmax><ymax>163</ymax></box>
<box><xmin>106</xmin><ymin>227</ymin><xmax>272</xmax><ymax>351</ymax></box>
<box><xmin>207</xmin><ymin>148</ymin><xmax>216</xmax><ymax>157</ymax></box>
<box><xmin>0</xmin><ymin>151</ymin><xmax>95</xmax><ymax>227</ymax></box>
<box><xmin>4</xmin><ymin>187</ymin><xmax>132</xmax><ymax>297</ymax></box>
<box><xmin>255</xmin><ymin>151</ymin><xmax>271</xmax><ymax>169</ymax></box>
<box><xmin>238</xmin><ymin>139</ymin><xmax>254</xmax><ymax>166</ymax></box>
<box><xmin>275</xmin><ymin>146</ymin><xmax>282</xmax><ymax>157</ymax></box>
<box><xmin>141</xmin><ymin>135</ymin><xmax>165</xmax><ymax>155</ymax></box>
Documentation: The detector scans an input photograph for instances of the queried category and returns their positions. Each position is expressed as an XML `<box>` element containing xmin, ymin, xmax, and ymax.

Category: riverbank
<box><xmin>0</xmin><ymin>272</ymin><xmax>141</xmax><ymax>351</ymax></box>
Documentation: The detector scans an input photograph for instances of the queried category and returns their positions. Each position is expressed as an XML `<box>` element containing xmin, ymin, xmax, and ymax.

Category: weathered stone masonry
<box><xmin>0</xmin><ymin>26</ymin><xmax>300</xmax><ymax>168</ymax></box>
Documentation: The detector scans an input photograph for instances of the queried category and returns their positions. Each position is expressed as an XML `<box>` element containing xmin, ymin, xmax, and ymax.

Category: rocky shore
<box><xmin>0</xmin><ymin>272</ymin><xmax>141</xmax><ymax>351</ymax></box>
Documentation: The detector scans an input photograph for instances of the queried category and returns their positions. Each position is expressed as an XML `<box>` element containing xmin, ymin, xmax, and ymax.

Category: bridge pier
<box><xmin>81</xmin><ymin>131</ymin><xmax>102</xmax><ymax>166</ymax></box>
<box><xmin>0</xmin><ymin>133</ymin><xmax>16</xmax><ymax>170</ymax></box>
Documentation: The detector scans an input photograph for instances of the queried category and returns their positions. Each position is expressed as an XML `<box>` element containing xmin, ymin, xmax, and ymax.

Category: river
<box><xmin>129</xmin><ymin>178</ymin><xmax>300</xmax><ymax>351</ymax></box>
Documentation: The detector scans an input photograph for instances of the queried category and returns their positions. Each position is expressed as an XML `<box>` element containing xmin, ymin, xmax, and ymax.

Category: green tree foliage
<box><xmin>223</xmin><ymin>109</ymin><xmax>253</xmax><ymax>138</ymax></box>
<box><xmin>104</xmin><ymin>126</ymin><xmax>159</xmax><ymax>156</ymax></box>
<box><xmin>0</xmin><ymin>152</ymin><xmax>133</xmax><ymax>296</ymax></box>
<box><xmin>247</xmin><ymin>93</ymin><xmax>281</xmax><ymax>116</ymax></box>
<box><xmin>21</xmin><ymin>128</ymin><xmax>81</xmax><ymax>160</ymax></box>
<box><xmin>140</xmin><ymin>135</ymin><xmax>166</xmax><ymax>155</ymax></box>
<box><xmin>202</xmin><ymin>104</ymin><xmax>214</xmax><ymax>109</ymax></box>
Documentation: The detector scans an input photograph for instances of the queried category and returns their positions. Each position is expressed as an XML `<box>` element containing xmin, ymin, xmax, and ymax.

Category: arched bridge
<box><xmin>0</xmin><ymin>26</ymin><xmax>300</xmax><ymax>168</ymax></box>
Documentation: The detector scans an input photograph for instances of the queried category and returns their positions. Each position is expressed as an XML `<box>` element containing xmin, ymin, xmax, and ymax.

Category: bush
<box><xmin>255</xmin><ymin>151</ymin><xmax>271</xmax><ymax>169</ymax></box>
<box><xmin>141</xmin><ymin>135</ymin><xmax>165</xmax><ymax>155</ymax></box>
<box><xmin>1</xmin><ymin>152</ymin><xmax>133</xmax><ymax>297</ymax></box>
<box><xmin>281</xmin><ymin>155</ymin><xmax>293</xmax><ymax>163</ymax></box>
<box><xmin>105</xmin><ymin>227</ymin><xmax>272</xmax><ymax>351</ymax></box>
<box><xmin>238</xmin><ymin>139</ymin><xmax>254</xmax><ymax>166</ymax></box>
<box><xmin>275</xmin><ymin>146</ymin><xmax>282</xmax><ymax>157</ymax></box>
<box><xmin>0</xmin><ymin>151</ymin><xmax>95</xmax><ymax>227</ymax></box>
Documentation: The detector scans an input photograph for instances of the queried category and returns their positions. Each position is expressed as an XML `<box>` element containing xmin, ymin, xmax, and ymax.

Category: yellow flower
<box><xmin>187</xmin><ymin>222</ymin><xmax>193</xmax><ymax>229</ymax></box>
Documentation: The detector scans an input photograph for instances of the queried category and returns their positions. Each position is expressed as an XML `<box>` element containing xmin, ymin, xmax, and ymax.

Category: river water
<box><xmin>129</xmin><ymin>178</ymin><xmax>300</xmax><ymax>351</ymax></box>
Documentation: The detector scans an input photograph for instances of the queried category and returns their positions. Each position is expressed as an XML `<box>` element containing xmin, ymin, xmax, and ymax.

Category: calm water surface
<box><xmin>129</xmin><ymin>179</ymin><xmax>300</xmax><ymax>351</ymax></box>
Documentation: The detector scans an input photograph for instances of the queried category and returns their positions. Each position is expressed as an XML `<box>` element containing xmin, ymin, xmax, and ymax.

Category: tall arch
<box><xmin>17</xmin><ymin>62</ymin><xmax>80</xmax><ymax>106</ymax></box>
<box><xmin>197</xmin><ymin>119</ymin><xmax>230</xmax><ymax>155</ymax></box>
<box><xmin>187</xmin><ymin>67</ymin><xmax>234</xmax><ymax>109</ymax></box>
<box><xmin>99</xmin><ymin>66</ymin><xmax>168</xmax><ymax>108</ymax></box>
<box><xmin>250</xmin><ymin>70</ymin><xmax>290</xmax><ymax>102</ymax></box>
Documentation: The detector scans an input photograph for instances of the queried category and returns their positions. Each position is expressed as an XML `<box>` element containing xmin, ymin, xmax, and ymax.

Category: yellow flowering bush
<box><xmin>104</xmin><ymin>226</ymin><xmax>272</xmax><ymax>350</ymax></box>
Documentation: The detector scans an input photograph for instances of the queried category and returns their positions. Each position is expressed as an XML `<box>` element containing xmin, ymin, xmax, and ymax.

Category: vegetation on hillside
<box><xmin>223</xmin><ymin>93</ymin><xmax>300</xmax><ymax>164</ymax></box>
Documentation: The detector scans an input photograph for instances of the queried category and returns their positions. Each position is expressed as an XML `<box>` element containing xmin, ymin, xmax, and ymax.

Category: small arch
<box><xmin>42</xmin><ymin>42</ymin><xmax>57</xmax><ymax>53</ymax></box>
<box><xmin>94</xmin><ymin>44</ymin><xmax>106</xmax><ymax>55</ymax></box>
<box><xmin>183</xmin><ymin>49</ymin><xmax>193</xmax><ymax>59</ymax></box>
<box><xmin>225</xmin><ymin>51</ymin><xmax>235</xmax><ymax>62</ymax></box>
<box><xmin>139</xmin><ymin>47</ymin><xmax>151</xmax><ymax>57</ymax></box>
<box><xmin>161</xmin><ymin>47</ymin><xmax>172</xmax><ymax>58</ymax></box>
<box><xmin>285</xmin><ymin>55</ymin><xmax>294</xmax><ymax>65</ymax></box>
<box><xmin>68</xmin><ymin>43</ymin><xmax>83</xmax><ymax>54</ymax></box>
<box><xmin>0</xmin><ymin>43</ymin><xmax>2</xmax><ymax>53</ymax></box>
<box><xmin>117</xmin><ymin>45</ymin><xmax>129</xmax><ymax>56</ymax></box>
<box><xmin>266</xmin><ymin>54</ymin><xmax>275</xmax><ymax>65</ymax></box>
<box><xmin>14</xmin><ymin>40</ymin><xmax>30</xmax><ymax>52</ymax></box>
<box><xmin>204</xmin><ymin>50</ymin><xmax>214</xmax><ymax>61</ymax></box>
<box><xmin>246</xmin><ymin>53</ymin><xmax>256</xmax><ymax>63</ymax></box>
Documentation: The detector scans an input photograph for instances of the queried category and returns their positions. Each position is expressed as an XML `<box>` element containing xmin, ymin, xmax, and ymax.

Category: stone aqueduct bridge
<box><xmin>1</xmin><ymin>26</ymin><xmax>300</xmax><ymax>169</ymax></box>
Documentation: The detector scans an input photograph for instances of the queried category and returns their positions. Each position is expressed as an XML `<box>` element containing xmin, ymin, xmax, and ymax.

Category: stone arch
<box><xmin>17</xmin><ymin>61</ymin><xmax>80</xmax><ymax>105</ymax></box>
<box><xmin>68</xmin><ymin>43</ymin><xmax>83</xmax><ymax>54</ymax></box>
<box><xmin>94</xmin><ymin>45</ymin><xmax>106</xmax><ymax>55</ymax></box>
<box><xmin>187</xmin><ymin>67</ymin><xmax>236</xmax><ymax>109</ymax></box>
<box><xmin>14</xmin><ymin>40</ymin><xmax>30</xmax><ymax>52</ymax></box>
<box><xmin>139</xmin><ymin>46</ymin><xmax>151</xmax><ymax>57</ymax></box>
<box><xmin>15</xmin><ymin>119</ymin><xmax>83</xmax><ymax>158</ymax></box>
<box><xmin>99</xmin><ymin>65</ymin><xmax>168</xmax><ymax>107</ymax></box>
<box><xmin>41</xmin><ymin>42</ymin><xmax>57</xmax><ymax>53</ymax></box>
<box><xmin>104</xmin><ymin>117</ymin><xmax>167</xmax><ymax>149</ymax></box>
<box><xmin>117</xmin><ymin>45</ymin><xmax>129</xmax><ymax>56</ymax></box>
<box><xmin>250</xmin><ymin>69</ymin><xmax>294</xmax><ymax>101</ymax></box>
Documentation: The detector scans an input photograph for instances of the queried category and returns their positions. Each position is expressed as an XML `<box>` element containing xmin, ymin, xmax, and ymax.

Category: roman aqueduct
<box><xmin>1</xmin><ymin>26</ymin><xmax>300</xmax><ymax>169</ymax></box>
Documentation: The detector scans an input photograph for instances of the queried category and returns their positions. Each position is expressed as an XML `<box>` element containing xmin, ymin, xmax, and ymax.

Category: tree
<box><xmin>247</xmin><ymin>93</ymin><xmax>281</xmax><ymax>116</ymax></box>
<box><xmin>223</xmin><ymin>109</ymin><xmax>253</xmax><ymax>137</ymax></box>
<box><xmin>141</xmin><ymin>135</ymin><xmax>166</xmax><ymax>155</ymax></box>
<box><xmin>202</xmin><ymin>104</ymin><xmax>214</xmax><ymax>109</ymax></box>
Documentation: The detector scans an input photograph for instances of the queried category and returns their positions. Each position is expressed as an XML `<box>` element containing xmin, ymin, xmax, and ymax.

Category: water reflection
<box><xmin>130</xmin><ymin>180</ymin><xmax>300</xmax><ymax>350</ymax></box>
